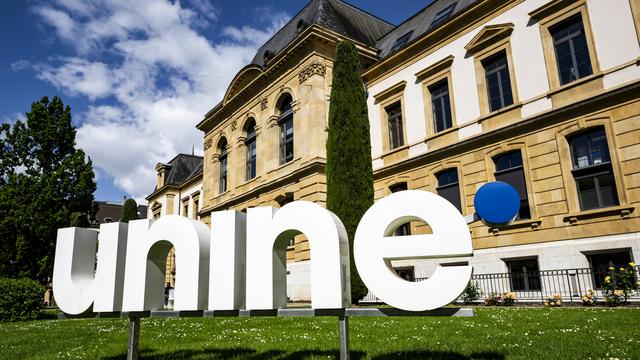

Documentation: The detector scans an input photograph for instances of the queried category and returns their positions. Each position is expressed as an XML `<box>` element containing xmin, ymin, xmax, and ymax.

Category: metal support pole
<box><xmin>128</xmin><ymin>316</ymin><xmax>140</xmax><ymax>360</ymax></box>
<box><xmin>339</xmin><ymin>314</ymin><xmax>349</xmax><ymax>360</ymax></box>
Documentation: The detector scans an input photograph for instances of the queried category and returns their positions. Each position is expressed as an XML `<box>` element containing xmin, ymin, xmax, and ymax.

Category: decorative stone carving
<box><xmin>260</xmin><ymin>97</ymin><xmax>268</xmax><ymax>110</ymax></box>
<box><xmin>230</xmin><ymin>120</ymin><xmax>237</xmax><ymax>132</ymax></box>
<box><xmin>298</xmin><ymin>62</ymin><xmax>326</xmax><ymax>84</ymax></box>
<box><xmin>203</xmin><ymin>138</ymin><xmax>212</xmax><ymax>151</ymax></box>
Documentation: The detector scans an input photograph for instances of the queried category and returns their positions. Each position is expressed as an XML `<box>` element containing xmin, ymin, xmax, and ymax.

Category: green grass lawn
<box><xmin>1</xmin><ymin>307</ymin><xmax>639</xmax><ymax>359</ymax></box>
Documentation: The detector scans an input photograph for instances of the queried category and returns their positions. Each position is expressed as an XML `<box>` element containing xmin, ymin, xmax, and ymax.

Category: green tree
<box><xmin>120</xmin><ymin>198</ymin><xmax>139</xmax><ymax>223</ymax></box>
<box><xmin>0</xmin><ymin>96</ymin><xmax>96</xmax><ymax>281</ymax></box>
<box><xmin>326</xmin><ymin>41</ymin><xmax>374</xmax><ymax>303</ymax></box>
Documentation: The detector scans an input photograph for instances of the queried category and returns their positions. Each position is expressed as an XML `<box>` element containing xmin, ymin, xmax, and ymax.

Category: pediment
<box><xmin>464</xmin><ymin>23</ymin><xmax>514</xmax><ymax>54</ymax></box>
<box><xmin>223</xmin><ymin>65</ymin><xmax>264</xmax><ymax>105</ymax></box>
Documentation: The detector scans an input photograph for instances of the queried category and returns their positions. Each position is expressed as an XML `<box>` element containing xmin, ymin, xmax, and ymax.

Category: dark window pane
<box><xmin>390</xmin><ymin>30</ymin><xmax>414</xmax><ymax>53</ymax></box>
<box><xmin>430</xmin><ymin>3</ymin><xmax>457</xmax><ymax>29</ymax></box>
<box><xmin>570</xmin><ymin>128</ymin><xmax>610</xmax><ymax>168</ymax></box>
<box><xmin>279</xmin><ymin>116</ymin><xmax>294</xmax><ymax>164</ymax></box>
<box><xmin>589</xmin><ymin>251</ymin><xmax>633</xmax><ymax>288</ymax></box>
<box><xmin>390</xmin><ymin>183</ymin><xmax>410</xmax><ymax>235</ymax></box>
<box><xmin>429</xmin><ymin>80</ymin><xmax>453</xmax><ymax>133</ymax></box>
<box><xmin>506</xmin><ymin>258</ymin><xmax>541</xmax><ymax>291</ymax></box>
<box><xmin>551</xmin><ymin>14</ymin><xmax>593</xmax><ymax>85</ymax></box>
<box><xmin>278</xmin><ymin>96</ymin><xmax>294</xmax><ymax>164</ymax></box>
<box><xmin>483</xmin><ymin>52</ymin><xmax>514</xmax><ymax>112</ymax></box>
<box><xmin>494</xmin><ymin>151</ymin><xmax>522</xmax><ymax>171</ymax></box>
<box><xmin>219</xmin><ymin>139</ymin><xmax>228</xmax><ymax>193</ymax></box>
<box><xmin>437</xmin><ymin>169</ymin><xmax>461</xmax><ymax>213</ymax></box>
<box><xmin>386</xmin><ymin>103</ymin><xmax>404</xmax><ymax>149</ymax></box>
<box><xmin>494</xmin><ymin>151</ymin><xmax>529</xmax><ymax>220</ymax></box>
<box><xmin>596</xmin><ymin>173</ymin><xmax>618</xmax><ymax>207</ymax></box>
<box><xmin>569</xmin><ymin>128</ymin><xmax>618</xmax><ymax>210</ymax></box>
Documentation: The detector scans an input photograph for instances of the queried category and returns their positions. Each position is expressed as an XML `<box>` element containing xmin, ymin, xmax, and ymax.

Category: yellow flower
<box><xmin>630</xmin><ymin>262</ymin><xmax>636</xmax><ymax>267</ymax></box>
<box><xmin>605</xmin><ymin>276</ymin><xmax>611</xmax><ymax>283</ymax></box>
<box><xmin>609</xmin><ymin>266</ymin><xmax>615</xmax><ymax>270</ymax></box>
<box><xmin>620</xmin><ymin>267</ymin><xmax>625</xmax><ymax>271</ymax></box>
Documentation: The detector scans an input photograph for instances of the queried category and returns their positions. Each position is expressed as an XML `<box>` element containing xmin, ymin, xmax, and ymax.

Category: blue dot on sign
<box><xmin>474</xmin><ymin>181</ymin><xmax>520</xmax><ymax>226</ymax></box>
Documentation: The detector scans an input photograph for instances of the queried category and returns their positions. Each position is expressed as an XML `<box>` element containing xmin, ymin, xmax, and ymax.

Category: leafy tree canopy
<box><xmin>0</xmin><ymin>96</ymin><xmax>96</xmax><ymax>281</ymax></box>
<box><xmin>120</xmin><ymin>198</ymin><xmax>139</xmax><ymax>223</ymax></box>
<box><xmin>326</xmin><ymin>41</ymin><xmax>374</xmax><ymax>303</ymax></box>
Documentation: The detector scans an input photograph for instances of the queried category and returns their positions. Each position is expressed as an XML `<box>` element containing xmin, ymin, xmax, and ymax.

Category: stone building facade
<box><xmin>149</xmin><ymin>0</ymin><xmax>640</xmax><ymax>301</ymax></box>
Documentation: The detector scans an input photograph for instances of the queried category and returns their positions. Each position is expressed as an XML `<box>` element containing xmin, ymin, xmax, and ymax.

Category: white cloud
<box><xmin>26</xmin><ymin>0</ymin><xmax>290</xmax><ymax>200</ymax></box>
<box><xmin>36</xmin><ymin>59</ymin><xmax>114</xmax><ymax>100</ymax></box>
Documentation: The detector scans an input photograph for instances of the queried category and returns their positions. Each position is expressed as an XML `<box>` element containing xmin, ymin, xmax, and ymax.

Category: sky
<box><xmin>0</xmin><ymin>0</ymin><xmax>429</xmax><ymax>204</ymax></box>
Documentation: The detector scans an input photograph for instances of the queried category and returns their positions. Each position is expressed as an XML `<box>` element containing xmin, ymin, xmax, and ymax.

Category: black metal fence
<box><xmin>361</xmin><ymin>266</ymin><xmax>640</xmax><ymax>304</ymax></box>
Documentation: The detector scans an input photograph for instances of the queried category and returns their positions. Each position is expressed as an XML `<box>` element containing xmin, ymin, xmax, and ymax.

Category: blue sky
<box><xmin>0</xmin><ymin>0</ymin><xmax>428</xmax><ymax>203</ymax></box>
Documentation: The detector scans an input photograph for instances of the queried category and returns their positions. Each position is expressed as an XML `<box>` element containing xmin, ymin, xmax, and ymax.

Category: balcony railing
<box><xmin>360</xmin><ymin>266</ymin><xmax>640</xmax><ymax>304</ymax></box>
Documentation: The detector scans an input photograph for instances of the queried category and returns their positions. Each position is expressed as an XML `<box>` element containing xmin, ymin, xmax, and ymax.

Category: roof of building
<box><xmin>250</xmin><ymin>0</ymin><xmax>394</xmax><ymax>68</ymax></box>
<box><xmin>375</xmin><ymin>0</ymin><xmax>478</xmax><ymax>59</ymax></box>
<box><xmin>160</xmin><ymin>154</ymin><xmax>203</xmax><ymax>188</ymax></box>
<box><xmin>93</xmin><ymin>201</ymin><xmax>148</xmax><ymax>225</ymax></box>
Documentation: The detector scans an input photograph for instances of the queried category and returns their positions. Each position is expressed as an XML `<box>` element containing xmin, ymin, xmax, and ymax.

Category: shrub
<box><xmin>581</xmin><ymin>289</ymin><xmax>597</xmax><ymax>306</ymax></box>
<box><xmin>461</xmin><ymin>281</ymin><xmax>482</xmax><ymax>303</ymax></box>
<box><xmin>602</xmin><ymin>262</ymin><xmax>637</xmax><ymax>306</ymax></box>
<box><xmin>544</xmin><ymin>293</ymin><xmax>562</xmax><ymax>307</ymax></box>
<box><xmin>0</xmin><ymin>277</ymin><xmax>44</xmax><ymax>321</ymax></box>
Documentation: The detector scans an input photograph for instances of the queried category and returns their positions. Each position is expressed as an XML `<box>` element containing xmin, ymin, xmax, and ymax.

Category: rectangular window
<box><xmin>386</xmin><ymin>102</ymin><xmax>404</xmax><ymax>150</ymax></box>
<box><xmin>551</xmin><ymin>14</ymin><xmax>593</xmax><ymax>85</ymax></box>
<box><xmin>429</xmin><ymin>80</ymin><xmax>453</xmax><ymax>133</ymax></box>
<box><xmin>430</xmin><ymin>3</ymin><xmax>457</xmax><ymax>29</ymax></box>
<box><xmin>505</xmin><ymin>258</ymin><xmax>541</xmax><ymax>291</ymax></box>
<box><xmin>494</xmin><ymin>151</ymin><xmax>531</xmax><ymax>220</ymax></box>
<box><xmin>279</xmin><ymin>116</ymin><xmax>294</xmax><ymax>164</ymax></box>
<box><xmin>482</xmin><ymin>51</ymin><xmax>514</xmax><ymax>112</ymax></box>
<box><xmin>436</xmin><ymin>169</ymin><xmax>461</xmax><ymax>213</ymax></box>
<box><xmin>182</xmin><ymin>202</ymin><xmax>189</xmax><ymax>217</ymax></box>
<box><xmin>588</xmin><ymin>250</ymin><xmax>634</xmax><ymax>289</ymax></box>
<box><xmin>569</xmin><ymin>128</ymin><xmax>618</xmax><ymax>211</ymax></box>
<box><xmin>390</xmin><ymin>183</ymin><xmax>410</xmax><ymax>236</ymax></box>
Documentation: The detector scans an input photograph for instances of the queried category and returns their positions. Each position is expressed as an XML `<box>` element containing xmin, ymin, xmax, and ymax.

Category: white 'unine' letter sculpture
<box><xmin>354</xmin><ymin>190</ymin><xmax>473</xmax><ymax>311</ymax></box>
<box><xmin>245</xmin><ymin>201</ymin><xmax>351</xmax><ymax>309</ymax></box>
<box><xmin>122</xmin><ymin>215</ymin><xmax>210</xmax><ymax>311</ymax></box>
<box><xmin>53</xmin><ymin>222</ymin><xmax>128</xmax><ymax>315</ymax></box>
<box><xmin>209</xmin><ymin>210</ymin><xmax>246</xmax><ymax>310</ymax></box>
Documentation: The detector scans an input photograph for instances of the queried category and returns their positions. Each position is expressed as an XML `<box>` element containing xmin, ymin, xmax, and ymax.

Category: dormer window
<box><xmin>263</xmin><ymin>50</ymin><xmax>274</xmax><ymax>65</ymax></box>
<box><xmin>389</xmin><ymin>30</ymin><xmax>414</xmax><ymax>53</ymax></box>
<box><xmin>296</xmin><ymin>19</ymin><xmax>307</xmax><ymax>34</ymax></box>
<box><xmin>430</xmin><ymin>3</ymin><xmax>457</xmax><ymax>29</ymax></box>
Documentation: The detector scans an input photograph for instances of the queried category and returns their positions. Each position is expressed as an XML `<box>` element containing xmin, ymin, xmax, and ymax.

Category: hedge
<box><xmin>0</xmin><ymin>277</ymin><xmax>43</xmax><ymax>321</ymax></box>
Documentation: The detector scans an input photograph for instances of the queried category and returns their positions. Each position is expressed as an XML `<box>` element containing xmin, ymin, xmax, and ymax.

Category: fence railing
<box><xmin>360</xmin><ymin>266</ymin><xmax>640</xmax><ymax>304</ymax></box>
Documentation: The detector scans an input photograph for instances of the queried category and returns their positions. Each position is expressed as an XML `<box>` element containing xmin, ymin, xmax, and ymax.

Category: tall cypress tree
<box><xmin>0</xmin><ymin>96</ymin><xmax>96</xmax><ymax>281</ymax></box>
<box><xmin>120</xmin><ymin>198</ymin><xmax>139</xmax><ymax>223</ymax></box>
<box><xmin>326</xmin><ymin>41</ymin><xmax>374</xmax><ymax>303</ymax></box>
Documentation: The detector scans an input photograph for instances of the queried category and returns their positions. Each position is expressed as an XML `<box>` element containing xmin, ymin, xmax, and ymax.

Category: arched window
<box><xmin>277</xmin><ymin>94</ymin><xmax>294</xmax><ymax>164</ymax></box>
<box><xmin>568</xmin><ymin>128</ymin><xmax>618</xmax><ymax>210</ymax></box>
<box><xmin>245</xmin><ymin>119</ymin><xmax>257</xmax><ymax>181</ymax></box>
<box><xmin>493</xmin><ymin>150</ymin><xmax>530</xmax><ymax>219</ymax></box>
<box><xmin>218</xmin><ymin>137</ymin><xmax>228</xmax><ymax>194</ymax></box>
<box><xmin>436</xmin><ymin>168</ymin><xmax>461</xmax><ymax>213</ymax></box>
